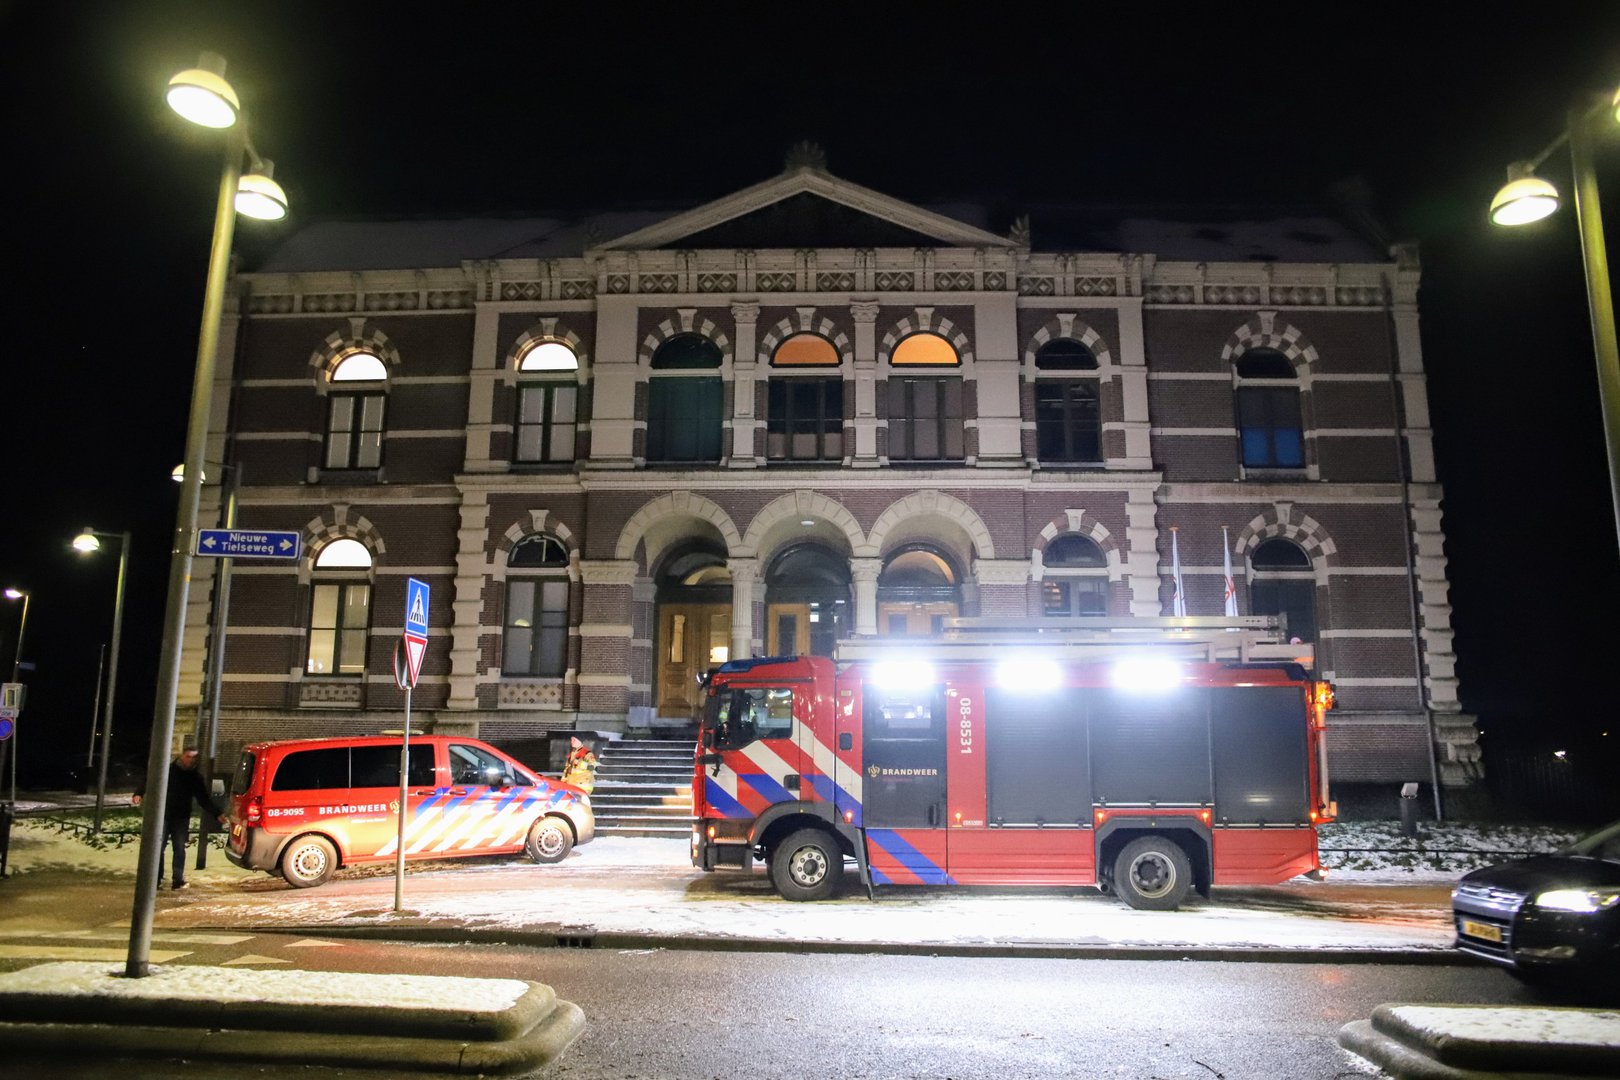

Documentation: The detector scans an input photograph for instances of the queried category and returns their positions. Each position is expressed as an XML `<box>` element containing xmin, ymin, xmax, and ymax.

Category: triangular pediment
<box><xmin>594</xmin><ymin>167</ymin><xmax>1012</xmax><ymax>252</ymax></box>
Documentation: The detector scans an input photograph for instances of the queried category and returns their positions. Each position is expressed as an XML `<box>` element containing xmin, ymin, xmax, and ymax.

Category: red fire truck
<box><xmin>691</xmin><ymin>618</ymin><xmax>1334</xmax><ymax>909</ymax></box>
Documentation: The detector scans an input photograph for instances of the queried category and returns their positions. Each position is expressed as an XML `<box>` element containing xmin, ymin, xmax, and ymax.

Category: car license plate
<box><xmin>1461</xmin><ymin>918</ymin><xmax>1503</xmax><ymax>942</ymax></box>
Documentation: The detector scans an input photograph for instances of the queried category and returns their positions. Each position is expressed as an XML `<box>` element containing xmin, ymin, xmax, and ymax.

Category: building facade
<box><xmin>179</xmin><ymin>164</ymin><xmax>1480</xmax><ymax>793</ymax></box>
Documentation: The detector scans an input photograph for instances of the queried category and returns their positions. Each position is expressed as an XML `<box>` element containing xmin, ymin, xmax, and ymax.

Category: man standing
<box><xmin>132</xmin><ymin>747</ymin><xmax>226</xmax><ymax>890</ymax></box>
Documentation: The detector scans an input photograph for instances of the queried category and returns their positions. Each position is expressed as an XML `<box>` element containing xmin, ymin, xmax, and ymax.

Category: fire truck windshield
<box><xmin>705</xmin><ymin>687</ymin><xmax>793</xmax><ymax>749</ymax></box>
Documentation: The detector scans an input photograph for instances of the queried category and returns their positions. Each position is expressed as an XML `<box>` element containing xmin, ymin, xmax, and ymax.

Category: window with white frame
<box><xmin>325</xmin><ymin>351</ymin><xmax>387</xmax><ymax>470</ymax></box>
<box><xmin>306</xmin><ymin>538</ymin><xmax>372</xmax><ymax>676</ymax></box>
<box><xmin>1040</xmin><ymin>533</ymin><xmax>1109</xmax><ymax>616</ymax></box>
<box><xmin>515</xmin><ymin>340</ymin><xmax>579</xmax><ymax>464</ymax></box>
<box><xmin>502</xmin><ymin>534</ymin><xmax>570</xmax><ymax>677</ymax></box>
<box><xmin>1249</xmin><ymin>537</ymin><xmax>1316</xmax><ymax>642</ymax></box>
<box><xmin>1234</xmin><ymin>348</ymin><xmax>1303</xmax><ymax>469</ymax></box>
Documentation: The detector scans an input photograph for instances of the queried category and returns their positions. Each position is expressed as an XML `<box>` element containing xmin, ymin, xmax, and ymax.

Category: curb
<box><xmin>1339</xmin><ymin>1005</ymin><xmax>1620</xmax><ymax>1080</ymax></box>
<box><xmin>225</xmin><ymin>920</ymin><xmax>1474</xmax><ymax>965</ymax></box>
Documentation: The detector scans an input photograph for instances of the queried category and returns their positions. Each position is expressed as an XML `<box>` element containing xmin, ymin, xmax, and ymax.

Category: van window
<box><xmin>272</xmin><ymin>747</ymin><xmax>351</xmax><ymax>791</ymax></box>
<box><xmin>449</xmin><ymin>743</ymin><xmax>514</xmax><ymax>786</ymax></box>
<box><xmin>350</xmin><ymin>745</ymin><xmax>436</xmax><ymax>788</ymax></box>
<box><xmin>232</xmin><ymin>751</ymin><xmax>257</xmax><ymax>797</ymax></box>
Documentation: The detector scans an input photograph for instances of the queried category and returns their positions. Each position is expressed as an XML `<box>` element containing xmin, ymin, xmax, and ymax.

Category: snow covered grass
<box><xmin>1319</xmin><ymin>821</ymin><xmax>1581</xmax><ymax>875</ymax></box>
<box><xmin>0</xmin><ymin>960</ymin><xmax>529</xmax><ymax>1012</ymax></box>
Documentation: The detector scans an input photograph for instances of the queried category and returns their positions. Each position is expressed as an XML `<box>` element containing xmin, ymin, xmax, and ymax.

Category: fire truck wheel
<box><xmin>1113</xmin><ymin>836</ymin><xmax>1192</xmax><ymax>911</ymax></box>
<box><xmin>771</xmin><ymin>828</ymin><xmax>842</xmax><ymax>901</ymax></box>
<box><xmin>526</xmin><ymin>817</ymin><xmax>574</xmax><ymax>864</ymax></box>
<box><xmin>280</xmin><ymin>835</ymin><xmax>337</xmax><ymax>888</ymax></box>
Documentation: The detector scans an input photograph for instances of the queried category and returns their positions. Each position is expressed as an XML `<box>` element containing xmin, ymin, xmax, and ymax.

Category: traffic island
<box><xmin>1339</xmin><ymin>1002</ymin><xmax>1620</xmax><ymax>1079</ymax></box>
<box><xmin>0</xmin><ymin>961</ymin><xmax>584</xmax><ymax>1076</ymax></box>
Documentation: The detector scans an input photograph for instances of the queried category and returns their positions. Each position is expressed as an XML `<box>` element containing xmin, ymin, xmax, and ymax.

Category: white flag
<box><xmin>1222</xmin><ymin>526</ymin><xmax>1239</xmax><ymax>617</ymax></box>
<box><xmin>1171</xmin><ymin>528</ymin><xmax>1187</xmax><ymax>617</ymax></box>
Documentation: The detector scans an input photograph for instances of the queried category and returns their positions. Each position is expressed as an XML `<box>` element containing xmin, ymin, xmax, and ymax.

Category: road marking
<box><xmin>220</xmin><ymin>954</ymin><xmax>292</xmax><ymax>966</ymax></box>
<box><xmin>0</xmin><ymin>944</ymin><xmax>189</xmax><ymax>962</ymax></box>
<box><xmin>284</xmin><ymin>939</ymin><xmax>345</xmax><ymax>948</ymax></box>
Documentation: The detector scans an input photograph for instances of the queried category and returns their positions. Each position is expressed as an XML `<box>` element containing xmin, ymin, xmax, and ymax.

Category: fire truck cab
<box><xmin>691</xmin><ymin>618</ymin><xmax>1334</xmax><ymax>910</ymax></box>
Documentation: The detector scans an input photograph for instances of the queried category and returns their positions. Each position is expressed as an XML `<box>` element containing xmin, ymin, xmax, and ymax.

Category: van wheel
<box><xmin>770</xmin><ymin>828</ymin><xmax>841</xmax><ymax>902</ymax></box>
<box><xmin>280</xmin><ymin>835</ymin><xmax>337</xmax><ymax>888</ymax></box>
<box><xmin>1113</xmin><ymin>836</ymin><xmax>1192</xmax><ymax>911</ymax></box>
<box><xmin>526</xmin><ymin>817</ymin><xmax>574</xmax><ymax>864</ymax></box>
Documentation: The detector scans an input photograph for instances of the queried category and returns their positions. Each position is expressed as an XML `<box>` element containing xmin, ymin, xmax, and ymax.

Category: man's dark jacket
<box><xmin>136</xmin><ymin>760</ymin><xmax>224</xmax><ymax>823</ymax></box>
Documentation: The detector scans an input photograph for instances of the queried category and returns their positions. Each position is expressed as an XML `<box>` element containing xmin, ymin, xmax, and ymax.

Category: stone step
<box><xmin>594</xmin><ymin>824</ymin><xmax>691</xmax><ymax>839</ymax></box>
<box><xmin>589</xmin><ymin>794</ymin><xmax>691</xmax><ymax>808</ymax></box>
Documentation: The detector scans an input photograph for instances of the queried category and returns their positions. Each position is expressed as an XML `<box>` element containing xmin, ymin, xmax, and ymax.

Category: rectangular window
<box><xmin>502</xmin><ymin>578</ymin><xmax>570</xmax><ymax>676</ymax></box>
<box><xmin>1236</xmin><ymin>387</ymin><xmax>1304</xmax><ymax>468</ymax></box>
<box><xmin>1251</xmin><ymin>579</ymin><xmax>1317</xmax><ymax>642</ymax></box>
<box><xmin>306</xmin><ymin>582</ymin><xmax>370</xmax><ymax>676</ymax></box>
<box><xmin>1042</xmin><ymin>578</ymin><xmax>1108</xmax><ymax>616</ymax></box>
<box><xmin>1035</xmin><ymin>380</ymin><xmax>1101</xmax><ymax>462</ymax></box>
<box><xmin>647</xmin><ymin>378</ymin><xmax>723</xmax><ymax>462</ymax></box>
<box><xmin>325</xmin><ymin>393</ymin><xmax>386</xmax><ymax>470</ymax></box>
<box><xmin>516</xmin><ymin>383</ymin><xmax>577</xmax><ymax>464</ymax></box>
<box><xmin>887</xmin><ymin>377</ymin><xmax>963</xmax><ymax>461</ymax></box>
<box><xmin>349</xmin><ymin>744</ymin><xmax>436</xmax><ymax>788</ymax></box>
<box><xmin>767</xmin><ymin>378</ymin><xmax>844</xmax><ymax>461</ymax></box>
<box><xmin>713</xmin><ymin>687</ymin><xmax>795</xmax><ymax>748</ymax></box>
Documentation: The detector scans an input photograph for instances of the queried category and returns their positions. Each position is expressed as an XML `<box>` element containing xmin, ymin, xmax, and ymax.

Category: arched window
<box><xmin>888</xmin><ymin>334</ymin><xmax>963</xmax><ymax>462</ymax></box>
<box><xmin>503</xmin><ymin>535</ymin><xmax>570</xmax><ymax>677</ymax></box>
<box><xmin>306</xmin><ymin>539</ymin><xmax>373</xmax><ymax>676</ymax></box>
<box><xmin>1035</xmin><ymin>339</ymin><xmax>1101</xmax><ymax>463</ymax></box>
<box><xmin>648</xmin><ymin>334</ymin><xmax>723</xmax><ymax>463</ymax></box>
<box><xmin>1041</xmin><ymin>534</ymin><xmax>1109</xmax><ymax>616</ymax></box>
<box><xmin>768</xmin><ymin>335</ymin><xmax>843</xmax><ymax>462</ymax></box>
<box><xmin>515</xmin><ymin>341</ymin><xmax>578</xmax><ymax>464</ymax></box>
<box><xmin>765</xmin><ymin>544</ymin><xmax>851</xmax><ymax>656</ymax></box>
<box><xmin>878</xmin><ymin>545</ymin><xmax>960</xmax><ymax>636</ymax></box>
<box><xmin>1234</xmin><ymin>348</ymin><xmax>1303</xmax><ymax>469</ymax></box>
<box><xmin>1250</xmin><ymin>538</ymin><xmax>1316</xmax><ymax>643</ymax></box>
<box><xmin>325</xmin><ymin>351</ymin><xmax>388</xmax><ymax>470</ymax></box>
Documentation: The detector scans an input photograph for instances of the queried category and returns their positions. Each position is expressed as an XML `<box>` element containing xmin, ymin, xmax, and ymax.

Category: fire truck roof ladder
<box><xmin>834</xmin><ymin>616</ymin><xmax>1315</xmax><ymax>668</ymax></box>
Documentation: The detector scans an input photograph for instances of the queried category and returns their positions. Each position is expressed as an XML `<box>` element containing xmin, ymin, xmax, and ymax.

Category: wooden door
<box><xmin>657</xmin><ymin>604</ymin><xmax>731</xmax><ymax>718</ymax></box>
<box><xmin>767</xmin><ymin>603</ymin><xmax>811</xmax><ymax>656</ymax></box>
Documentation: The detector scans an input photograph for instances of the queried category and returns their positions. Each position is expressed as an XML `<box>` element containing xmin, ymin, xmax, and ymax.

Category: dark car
<box><xmin>1452</xmin><ymin>819</ymin><xmax>1620</xmax><ymax>984</ymax></box>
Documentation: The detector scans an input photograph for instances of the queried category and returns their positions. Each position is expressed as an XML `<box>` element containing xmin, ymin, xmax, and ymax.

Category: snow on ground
<box><xmin>0</xmin><ymin>960</ymin><xmax>528</xmax><ymax>1012</ymax></box>
<box><xmin>1389</xmin><ymin>1006</ymin><xmax>1620</xmax><ymax>1048</ymax></box>
<box><xmin>1319</xmin><ymin>820</ymin><xmax>1582</xmax><ymax>877</ymax></box>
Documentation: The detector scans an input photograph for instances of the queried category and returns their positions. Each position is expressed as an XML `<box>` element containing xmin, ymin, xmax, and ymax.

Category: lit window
<box><xmin>1234</xmin><ymin>348</ymin><xmax>1303</xmax><ymax>469</ymax></box>
<box><xmin>306</xmin><ymin>539</ymin><xmax>372</xmax><ymax>676</ymax></box>
<box><xmin>313</xmin><ymin>538</ymin><xmax>372</xmax><ymax>569</ymax></box>
<box><xmin>772</xmin><ymin>334</ymin><xmax>839</xmax><ymax>366</ymax></box>
<box><xmin>503</xmin><ymin>535</ymin><xmax>570</xmax><ymax>677</ymax></box>
<box><xmin>331</xmin><ymin>351</ymin><xmax>388</xmax><ymax>382</ymax></box>
<box><xmin>517</xmin><ymin>341</ymin><xmax>579</xmax><ymax>372</ymax></box>
<box><xmin>1042</xmin><ymin>534</ymin><xmax>1108</xmax><ymax>616</ymax></box>
<box><xmin>891</xmin><ymin>332</ymin><xmax>959</xmax><ymax>366</ymax></box>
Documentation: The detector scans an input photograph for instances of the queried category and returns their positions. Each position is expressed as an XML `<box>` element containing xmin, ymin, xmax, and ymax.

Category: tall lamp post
<box><xmin>126</xmin><ymin>53</ymin><xmax>288</xmax><ymax>980</ymax></box>
<box><xmin>72</xmin><ymin>529</ymin><xmax>131</xmax><ymax>833</ymax></box>
<box><xmin>2</xmin><ymin>588</ymin><xmax>30</xmax><ymax>805</ymax></box>
<box><xmin>1489</xmin><ymin>89</ymin><xmax>1620</xmax><ymax>548</ymax></box>
<box><xmin>172</xmin><ymin>460</ymin><xmax>240</xmax><ymax>869</ymax></box>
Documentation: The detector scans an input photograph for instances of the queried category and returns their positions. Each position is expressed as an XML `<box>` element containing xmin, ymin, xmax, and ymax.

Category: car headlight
<box><xmin>1534</xmin><ymin>887</ymin><xmax>1620</xmax><ymax>912</ymax></box>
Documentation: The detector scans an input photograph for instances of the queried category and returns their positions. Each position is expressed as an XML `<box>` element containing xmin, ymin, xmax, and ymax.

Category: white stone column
<box><xmin>1410</xmin><ymin>492</ymin><xmax>1480</xmax><ymax>785</ymax></box>
<box><xmin>1390</xmin><ymin>252</ymin><xmax>1438</xmax><ymax>484</ymax></box>
<box><xmin>463</xmin><ymin>302</ymin><xmax>505</xmax><ymax>472</ymax></box>
<box><xmin>1126</xmin><ymin>487</ymin><xmax>1163</xmax><ymax>616</ymax></box>
<box><xmin>447</xmin><ymin>491</ymin><xmax>491</xmax><ymax>709</ymax></box>
<box><xmin>589</xmin><ymin>295</ymin><xmax>641</xmax><ymax>467</ymax></box>
<box><xmin>728</xmin><ymin>558</ymin><xmax>758</xmax><ymax>661</ymax></box>
<box><xmin>850</xmin><ymin>301</ymin><xmax>882</xmax><ymax>467</ymax></box>
<box><xmin>730</xmin><ymin>301</ymin><xmax>761</xmax><ymax>467</ymax></box>
<box><xmin>971</xmin><ymin>295</ymin><xmax>1023</xmax><ymax>466</ymax></box>
<box><xmin>1114</xmin><ymin>297</ymin><xmax>1153</xmax><ymax>469</ymax></box>
<box><xmin>851</xmin><ymin>557</ymin><xmax>882</xmax><ymax>635</ymax></box>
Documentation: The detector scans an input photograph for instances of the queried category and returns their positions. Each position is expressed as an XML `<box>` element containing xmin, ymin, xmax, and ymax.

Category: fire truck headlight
<box><xmin>995</xmin><ymin>659</ymin><xmax>1061</xmax><ymax>691</ymax></box>
<box><xmin>872</xmin><ymin>659</ymin><xmax>935</xmax><ymax>691</ymax></box>
<box><xmin>1111</xmin><ymin>657</ymin><xmax>1181</xmax><ymax>692</ymax></box>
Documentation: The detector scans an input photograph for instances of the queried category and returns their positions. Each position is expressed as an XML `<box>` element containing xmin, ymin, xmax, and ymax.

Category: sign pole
<box><xmin>395</xmin><ymin>678</ymin><xmax>410</xmax><ymax>914</ymax></box>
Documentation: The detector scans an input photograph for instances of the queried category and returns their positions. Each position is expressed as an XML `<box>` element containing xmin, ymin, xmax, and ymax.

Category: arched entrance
<box><xmin>655</xmin><ymin>541</ymin><xmax>732</xmax><ymax>720</ymax></box>
<box><xmin>765</xmin><ymin>544</ymin><xmax>851</xmax><ymax>656</ymax></box>
<box><xmin>877</xmin><ymin>545</ymin><xmax>962</xmax><ymax>637</ymax></box>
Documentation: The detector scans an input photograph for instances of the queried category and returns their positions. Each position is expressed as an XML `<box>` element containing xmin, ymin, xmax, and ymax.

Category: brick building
<box><xmin>178</xmin><ymin>161</ymin><xmax>1480</xmax><ymax>796</ymax></box>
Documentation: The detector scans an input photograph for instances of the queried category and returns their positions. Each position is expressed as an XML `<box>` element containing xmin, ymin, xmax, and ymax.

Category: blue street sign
<box><xmin>196</xmin><ymin>529</ymin><xmax>302</xmax><ymax>560</ymax></box>
<box><xmin>405</xmin><ymin>577</ymin><xmax>430</xmax><ymax>638</ymax></box>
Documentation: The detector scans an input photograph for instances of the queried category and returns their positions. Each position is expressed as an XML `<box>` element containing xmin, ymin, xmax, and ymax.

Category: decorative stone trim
<box><xmin>638</xmin><ymin>313</ymin><xmax>733</xmax><ymax>366</ymax></box>
<box><xmin>758</xmin><ymin>312</ymin><xmax>854</xmax><ymax>365</ymax></box>
<box><xmin>1235</xmin><ymin>504</ymin><xmax>1337</xmax><ymax>570</ymax></box>
<box><xmin>299</xmin><ymin>508</ymin><xmax>386</xmax><ymax>584</ymax></box>
<box><xmin>299</xmin><ymin>682</ymin><xmax>362</xmax><ymax>707</ymax></box>
<box><xmin>505</xmin><ymin>319</ymin><xmax>588</xmax><ymax>376</ymax></box>
<box><xmin>498</xmin><ymin>681</ymin><xmax>564</xmax><ymax>708</ymax></box>
<box><xmin>1032</xmin><ymin>511</ymin><xmax>1122</xmax><ymax>579</ymax></box>
<box><xmin>972</xmin><ymin>559</ymin><xmax>1030</xmax><ymax>586</ymax></box>
<box><xmin>613</xmin><ymin>492</ymin><xmax>743</xmax><ymax>561</ymax></box>
<box><xmin>741</xmin><ymin>490</ymin><xmax>865</xmax><ymax>559</ymax></box>
<box><xmin>877</xmin><ymin>310</ymin><xmax>974</xmax><ymax>365</ymax></box>
<box><xmin>307</xmin><ymin>318</ymin><xmax>403</xmax><ymax>388</ymax></box>
<box><xmin>1022</xmin><ymin>315</ymin><xmax>1115</xmax><ymax>368</ymax></box>
<box><xmin>864</xmin><ymin>490</ymin><xmax>995</xmax><ymax>560</ymax></box>
<box><xmin>1220</xmin><ymin>311</ymin><xmax>1321</xmax><ymax>375</ymax></box>
<box><xmin>580</xmin><ymin>560</ymin><xmax>642</xmax><ymax>586</ymax></box>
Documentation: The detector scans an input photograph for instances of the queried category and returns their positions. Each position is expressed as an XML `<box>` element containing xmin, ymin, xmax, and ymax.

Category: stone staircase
<box><xmin>588</xmin><ymin>739</ymin><xmax>695</xmax><ymax>839</ymax></box>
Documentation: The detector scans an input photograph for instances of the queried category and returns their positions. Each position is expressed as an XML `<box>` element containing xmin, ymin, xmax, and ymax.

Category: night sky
<box><xmin>3</xmin><ymin>2</ymin><xmax>1618</xmax><ymax>796</ymax></box>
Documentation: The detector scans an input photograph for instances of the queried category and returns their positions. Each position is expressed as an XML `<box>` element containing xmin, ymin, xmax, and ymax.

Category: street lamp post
<box><xmin>73</xmin><ymin>529</ymin><xmax>132</xmax><ymax>833</ymax></box>
<box><xmin>126</xmin><ymin>53</ymin><xmax>287</xmax><ymax>980</ymax></box>
<box><xmin>2</xmin><ymin>588</ymin><xmax>30</xmax><ymax>805</ymax></box>
<box><xmin>1490</xmin><ymin>90</ymin><xmax>1620</xmax><ymax>549</ymax></box>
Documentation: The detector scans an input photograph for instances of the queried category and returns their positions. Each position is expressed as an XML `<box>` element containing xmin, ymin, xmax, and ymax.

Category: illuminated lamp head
<box><xmin>994</xmin><ymin>658</ymin><xmax>1062</xmax><ymax>692</ymax></box>
<box><xmin>871</xmin><ymin>659</ymin><xmax>936</xmax><ymax>691</ymax></box>
<box><xmin>1111</xmin><ymin>656</ymin><xmax>1182</xmax><ymax>692</ymax></box>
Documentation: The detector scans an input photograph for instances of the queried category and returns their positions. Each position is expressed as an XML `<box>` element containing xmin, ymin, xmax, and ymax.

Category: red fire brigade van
<box><xmin>692</xmin><ymin>620</ymin><xmax>1333</xmax><ymax>909</ymax></box>
<box><xmin>227</xmin><ymin>735</ymin><xmax>594</xmax><ymax>887</ymax></box>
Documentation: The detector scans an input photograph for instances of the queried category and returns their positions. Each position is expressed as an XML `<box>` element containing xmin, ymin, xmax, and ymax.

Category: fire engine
<box><xmin>691</xmin><ymin>617</ymin><xmax>1334</xmax><ymax>910</ymax></box>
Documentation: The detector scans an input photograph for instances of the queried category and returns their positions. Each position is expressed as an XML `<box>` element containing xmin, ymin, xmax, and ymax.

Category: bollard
<box><xmin>0</xmin><ymin>801</ymin><xmax>12</xmax><ymax>876</ymax></box>
<box><xmin>1399</xmin><ymin>781</ymin><xmax>1421</xmax><ymax>838</ymax></box>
